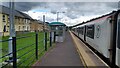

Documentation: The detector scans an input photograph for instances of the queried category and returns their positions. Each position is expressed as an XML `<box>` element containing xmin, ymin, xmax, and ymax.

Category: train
<box><xmin>71</xmin><ymin>10</ymin><xmax>120</xmax><ymax>67</ymax></box>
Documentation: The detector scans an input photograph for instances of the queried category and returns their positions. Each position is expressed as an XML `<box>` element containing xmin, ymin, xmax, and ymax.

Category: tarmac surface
<box><xmin>33</xmin><ymin>31</ymin><xmax>83</xmax><ymax>66</ymax></box>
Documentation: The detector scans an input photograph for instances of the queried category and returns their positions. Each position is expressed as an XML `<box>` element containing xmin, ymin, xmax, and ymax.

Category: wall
<box><xmin>0</xmin><ymin>13</ymin><xmax>3</xmax><ymax>36</ymax></box>
<box><xmin>30</xmin><ymin>20</ymin><xmax>44</xmax><ymax>32</ymax></box>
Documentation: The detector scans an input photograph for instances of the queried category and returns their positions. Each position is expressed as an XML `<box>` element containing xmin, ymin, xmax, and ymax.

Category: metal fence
<box><xmin>0</xmin><ymin>31</ymin><xmax>52</xmax><ymax>68</ymax></box>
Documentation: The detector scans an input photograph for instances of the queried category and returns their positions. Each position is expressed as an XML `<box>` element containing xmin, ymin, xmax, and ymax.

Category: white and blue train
<box><xmin>72</xmin><ymin>10</ymin><xmax>120</xmax><ymax>67</ymax></box>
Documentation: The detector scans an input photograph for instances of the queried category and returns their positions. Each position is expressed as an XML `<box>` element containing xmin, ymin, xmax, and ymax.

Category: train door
<box><xmin>116</xmin><ymin>12</ymin><xmax>120</xmax><ymax>67</ymax></box>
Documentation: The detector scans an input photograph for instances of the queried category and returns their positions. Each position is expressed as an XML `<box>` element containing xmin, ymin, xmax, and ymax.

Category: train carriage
<box><xmin>78</xmin><ymin>25</ymin><xmax>85</xmax><ymax>40</ymax></box>
<box><xmin>72</xmin><ymin>10</ymin><xmax>120</xmax><ymax>67</ymax></box>
<box><xmin>85</xmin><ymin>15</ymin><xmax>112</xmax><ymax>58</ymax></box>
<box><xmin>116</xmin><ymin>11</ymin><xmax>120</xmax><ymax>67</ymax></box>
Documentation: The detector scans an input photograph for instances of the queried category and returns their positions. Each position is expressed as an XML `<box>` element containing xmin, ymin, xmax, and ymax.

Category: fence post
<box><xmin>50</xmin><ymin>32</ymin><xmax>52</xmax><ymax>47</ymax></box>
<box><xmin>35</xmin><ymin>32</ymin><xmax>38</xmax><ymax>60</ymax></box>
<box><xmin>45</xmin><ymin>32</ymin><xmax>47</xmax><ymax>51</ymax></box>
<box><xmin>12</xmin><ymin>37</ymin><xmax>17</xmax><ymax>68</ymax></box>
<box><xmin>53</xmin><ymin>32</ymin><xmax>56</xmax><ymax>43</ymax></box>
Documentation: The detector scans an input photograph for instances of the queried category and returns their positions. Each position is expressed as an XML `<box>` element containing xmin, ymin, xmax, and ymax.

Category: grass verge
<box><xmin>0</xmin><ymin>31</ymin><xmax>53</xmax><ymax>67</ymax></box>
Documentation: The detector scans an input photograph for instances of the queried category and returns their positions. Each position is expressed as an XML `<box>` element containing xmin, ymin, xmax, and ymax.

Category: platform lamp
<box><xmin>8</xmin><ymin>1</ymin><xmax>17</xmax><ymax>68</ymax></box>
<box><xmin>56</xmin><ymin>11</ymin><xmax>65</xmax><ymax>22</ymax></box>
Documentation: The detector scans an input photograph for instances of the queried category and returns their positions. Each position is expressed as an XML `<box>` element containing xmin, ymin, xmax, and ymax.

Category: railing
<box><xmin>0</xmin><ymin>31</ymin><xmax>52</xmax><ymax>68</ymax></box>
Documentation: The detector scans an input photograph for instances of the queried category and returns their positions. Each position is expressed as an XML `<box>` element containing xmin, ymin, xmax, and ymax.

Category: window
<box><xmin>3</xmin><ymin>15</ymin><xmax>5</xmax><ymax>22</ymax></box>
<box><xmin>51</xmin><ymin>26</ymin><xmax>56</xmax><ymax>31</ymax></box>
<box><xmin>86</xmin><ymin>25</ymin><xmax>95</xmax><ymax>39</ymax></box>
<box><xmin>19</xmin><ymin>26</ymin><xmax>20</xmax><ymax>31</ymax></box>
<box><xmin>23</xmin><ymin>26</ymin><xmax>25</xmax><ymax>30</ymax></box>
<box><xmin>26</xmin><ymin>19</ymin><xmax>28</xmax><ymax>23</ymax></box>
<box><xmin>28</xmin><ymin>20</ymin><xmax>30</xmax><ymax>23</ymax></box>
<box><xmin>23</xmin><ymin>19</ymin><xmax>24</xmax><ymax>22</ymax></box>
<box><xmin>78</xmin><ymin>27</ymin><xmax>84</xmax><ymax>35</ymax></box>
<box><xmin>15</xmin><ymin>17</ymin><xmax>17</xmax><ymax>19</ymax></box>
<box><xmin>25</xmin><ymin>19</ymin><xmax>26</xmax><ymax>23</ymax></box>
<box><xmin>57</xmin><ymin>26</ymin><xmax>63</xmax><ymax>36</ymax></box>
<box><xmin>18</xmin><ymin>18</ymin><xmax>20</xmax><ymax>21</ymax></box>
<box><xmin>27</xmin><ymin>26</ymin><xmax>29</xmax><ymax>31</ymax></box>
<box><xmin>8</xmin><ymin>16</ymin><xmax>10</xmax><ymax>22</ymax></box>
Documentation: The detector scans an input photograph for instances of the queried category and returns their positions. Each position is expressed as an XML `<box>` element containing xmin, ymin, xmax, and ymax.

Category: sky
<box><xmin>1</xmin><ymin>1</ymin><xmax>120</xmax><ymax>26</ymax></box>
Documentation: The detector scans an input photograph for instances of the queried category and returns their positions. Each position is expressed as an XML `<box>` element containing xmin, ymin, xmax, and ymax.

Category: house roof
<box><xmin>17</xmin><ymin>10</ymin><xmax>32</xmax><ymax>19</ymax></box>
<box><xmin>0</xmin><ymin>5</ymin><xmax>32</xmax><ymax>19</ymax></box>
<box><xmin>0</xmin><ymin>5</ymin><xmax>24</xmax><ymax>17</ymax></box>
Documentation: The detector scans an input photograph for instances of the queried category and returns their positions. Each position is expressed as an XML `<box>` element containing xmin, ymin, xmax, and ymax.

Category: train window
<box><xmin>79</xmin><ymin>27</ymin><xmax>84</xmax><ymax>35</ymax></box>
<box><xmin>86</xmin><ymin>25</ymin><xmax>95</xmax><ymax>39</ymax></box>
<box><xmin>117</xmin><ymin>19</ymin><xmax>120</xmax><ymax>49</ymax></box>
<box><xmin>77</xmin><ymin>28</ymin><xmax>79</xmax><ymax>33</ymax></box>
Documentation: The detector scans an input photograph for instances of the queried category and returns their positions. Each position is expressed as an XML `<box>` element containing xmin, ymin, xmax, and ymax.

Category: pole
<box><xmin>53</xmin><ymin>31</ymin><xmax>56</xmax><ymax>43</ymax></box>
<box><xmin>45</xmin><ymin>32</ymin><xmax>47</xmax><ymax>51</ymax></box>
<box><xmin>43</xmin><ymin>15</ymin><xmax>47</xmax><ymax>51</ymax></box>
<box><xmin>56</xmin><ymin>12</ymin><xmax>65</xmax><ymax>22</ymax></box>
<box><xmin>50</xmin><ymin>32</ymin><xmax>52</xmax><ymax>47</ymax></box>
<box><xmin>12</xmin><ymin>37</ymin><xmax>17</xmax><ymax>68</ymax></box>
<box><xmin>9</xmin><ymin>0</ymin><xmax>15</xmax><ymax>37</ymax></box>
<box><xmin>57</xmin><ymin>12</ymin><xmax>59</xmax><ymax>22</ymax></box>
<box><xmin>43</xmin><ymin>15</ymin><xmax>45</xmax><ymax>32</ymax></box>
<box><xmin>118</xmin><ymin>1</ymin><xmax>120</xmax><ymax>10</ymax></box>
<box><xmin>9</xmin><ymin>0</ymin><xmax>15</xmax><ymax>59</ymax></box>
<box><xmin>9</xmin><ymin>0</ymin><xmax>16</xmax><ymax>68</ymax></box>
<box><xmin>35</xmin><ymin>32</ymin><xmax>38</xmax><ymax>60</ymax></box>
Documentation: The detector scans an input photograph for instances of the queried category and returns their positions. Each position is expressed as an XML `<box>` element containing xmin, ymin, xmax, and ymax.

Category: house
<box><xmin>30</xmin><ymin>19</ymin><xmax>44</xmax><ymax>32</ymax></box>
<box><xmin>0</xmin><ymin>5</ymin><xmax>39</xmax><ymax>36</ymax></box>
<box><xmin>18</xmin><ymin>11</ymin><xmax>32</xmax><ymax>31</ymax></box>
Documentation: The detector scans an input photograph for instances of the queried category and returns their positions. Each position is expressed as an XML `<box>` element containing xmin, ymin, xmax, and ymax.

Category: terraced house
<box><xmin>30</xmin><ymin>20</ymin><xmax>43</xmax><ymax>32</ymax></box>
<box><xmin>15</xmin><ymin>10</ymin><xmax>32</xmax><ymax>32</ymax></box>
<box><xmin>0</xmin><ymin>5</ymin><xmax>45</xmax><ymax>36</ymax></box>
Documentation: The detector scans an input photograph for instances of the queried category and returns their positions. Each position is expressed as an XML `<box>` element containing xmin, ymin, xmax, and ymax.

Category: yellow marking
<box><xmin>77</xmin><ymin>48</ymin><xmax>87</xmax><ymax>68</ymax></box>
<box><xmin>79</xmin><ymin>37</ymin><xmax>110</xmax><ymax>67</ymax></box>
<box><xmin>70</xmin><ymin>31</ymin><xmax>96</xmax><ymax>67</ymax></box>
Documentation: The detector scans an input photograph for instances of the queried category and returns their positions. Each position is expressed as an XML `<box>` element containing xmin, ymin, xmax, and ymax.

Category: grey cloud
<box><xmin>14</xmin><ymin>2</ymin><xmax>47</xmax><ymax>11</ymax></box>
<box><xmin>65</xmin><ymin>2</ymin><xmax>118</xmax><ymax>15</ymax></box>
<box><xmin>2</xmin><ymin>2</ymin><xmax>47</xmax><ymax>11</ymax></box>
<box><xmin>2</xmin><ymin>2</ymin><xmax>118</xmax><ymax>20</ymax></box>
<box><xmin>46</xmin><ymin>2</ymin><xmax>118</xmax><ymax>19</ymax></box>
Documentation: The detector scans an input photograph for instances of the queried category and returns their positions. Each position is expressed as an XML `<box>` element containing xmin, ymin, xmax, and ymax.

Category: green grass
<box><xmin>0</xmin><ymin>32</ymin><xmax>52</xmax><ymax>67</ymax></box>
<box><xmin>0</xmin><ymin>37</ymin><xmax>2</xmax><ymax>67</ymax></box>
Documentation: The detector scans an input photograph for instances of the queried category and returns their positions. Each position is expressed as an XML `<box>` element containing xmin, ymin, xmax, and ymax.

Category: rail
<box><xmin>0</xmin><ymin>31</ymin><xmax>52</xmax><ymax>68</ymax></box>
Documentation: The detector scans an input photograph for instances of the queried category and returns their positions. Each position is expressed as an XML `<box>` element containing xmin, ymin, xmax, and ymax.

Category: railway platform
<box><xmin>33</xmin><ymin>31</ymin><xmax>109</xmax><ymax>68</ymax></box>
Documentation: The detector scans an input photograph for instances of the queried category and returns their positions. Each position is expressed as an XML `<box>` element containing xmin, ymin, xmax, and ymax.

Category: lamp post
<box><xmin>118</xmin><ymin>1</ymin><xmax>120</xmax><ymax>9</ymax></box>
<box><xmin>9</xmin><ymin>0</ymin><xmax>15</xmax><ymax>60</ymax></box>
<box><xmin>56</xmin><ymin>11</ymin><xmax>65</xmax><ymax>22</ymax></box>
<box><xmin>43</xmin><ymin>15</ymin><xmax>47</xmax><ymax>51</ymax></box>
<box><xmin>8</xmin><ymin>0</ymin><xmax>17</xmax><ymax>68</ymax></box>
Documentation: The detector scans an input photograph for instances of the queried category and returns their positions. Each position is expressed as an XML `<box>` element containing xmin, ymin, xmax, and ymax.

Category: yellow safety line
<box><xmin>77</xmin><ymin>47</ymin><xmax>88</xmax><ymax>68</ymax></box>
<box><xmin>79</xmin><ymin>37</ymin><xmax>110</xmax><ymax>68</ymax></box>
<box><xmin>69</xmin><ymin>31</ymin><xmax>87</xmax><ymax>68</ymax></box>
<box><xmin>70</xmin><ymin>31</ymin><xmax>109</xmax><ymax>68</ymax></box>
<box><xmin>69</xmin><ymin>31</ymin><xmax>96</xmax><ymax>67</ymax></box>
